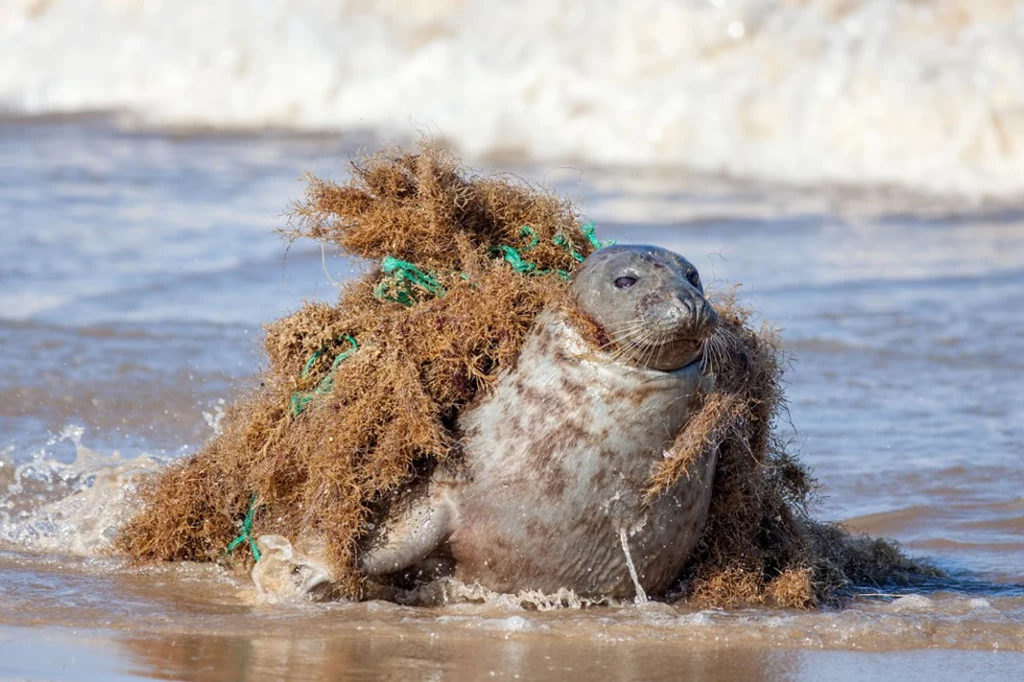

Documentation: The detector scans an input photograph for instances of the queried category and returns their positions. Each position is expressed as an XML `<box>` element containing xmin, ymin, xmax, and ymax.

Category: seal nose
<box><xmin>697</xmin><ymin>298</ymin><xmax>719</xmax><ymax>334</ymax></box>
<box><xmin>675</xmin><ymin>290</ymin><xmax>716</xmax><ymax>332</ymax></box>
<box><xmin>680</xmin><ymin>294</ymin><xmax>696</xmax><ymax>319</ymax></box>
<box><xmin>676</xmin><ymin>290</ymin><xmax>717</xmax><ymax>336</ymax></box>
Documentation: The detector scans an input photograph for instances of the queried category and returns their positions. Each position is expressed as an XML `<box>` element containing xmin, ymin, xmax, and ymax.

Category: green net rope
<box><xmin>289</xmin><ymin>334</ymin><xmax>359</xmax><ymax>417</ymax></box>
<box><xmin>373</xmin><ymin>256</ymin><xmax>447</xmax><ymax>306</ymax></box>
<box><xmin>244</xmin><ymin>222</ymin><xmax>614</xmax><ymax>556</ymax></box>
<box><xmin>225</xmin><ymin>494</ymin><xmax>262</xmax><ymax>561</ymax></box>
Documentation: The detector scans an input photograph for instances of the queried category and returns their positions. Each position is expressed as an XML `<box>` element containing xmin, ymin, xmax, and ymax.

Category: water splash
<box><xmin>250</xmin><ymin>534</ymin><xmax>334</xmax><ymax>604</ymax></box>
<box><xmin>618</xmin><ymin>527</ymin><xmax>649</xmax><ymax>606</ymax></box>
<box><xmin>201</xmin><ymin>398</ymin><xmax>228</xmax><ymax>436</ymax></box>
<box><xmin>0</xmin><ymin>425</ymin><xmax>163</xmax><ymax>555</ymax></box>
<box><xmin>419</xmin><ymin>579</ymin><xmax>604</xmax><ymax>610</ymax></box>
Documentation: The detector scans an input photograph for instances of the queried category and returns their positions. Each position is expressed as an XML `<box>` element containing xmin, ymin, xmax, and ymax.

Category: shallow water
<box><xmin>1</xmin><ymin>120</ymin><xmax>1023</xmax><ymax>679</ymax></box>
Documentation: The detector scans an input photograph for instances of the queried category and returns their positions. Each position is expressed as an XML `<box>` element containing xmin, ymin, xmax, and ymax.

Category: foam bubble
<box><xmin>0</xmin><ymin>425</ymin><xmax>162</xmax><ymax>555</ymax></box>
<box><xmin>889</xmin><ymin>594</ymin><xmax>935</xmax><ymax>613</ymax></box>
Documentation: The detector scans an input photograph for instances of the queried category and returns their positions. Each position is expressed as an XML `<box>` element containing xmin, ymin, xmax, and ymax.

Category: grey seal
<box><xmin>357</xmin><ymin>244</ymin><xmax>721</xmax><ymax>600</ymax></box>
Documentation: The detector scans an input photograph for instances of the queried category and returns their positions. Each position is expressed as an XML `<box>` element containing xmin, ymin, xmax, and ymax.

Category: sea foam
<box><xmin>2</xmin><ymin>0</ymin><xmax>1023</xmax><ymax>195</ymax></box>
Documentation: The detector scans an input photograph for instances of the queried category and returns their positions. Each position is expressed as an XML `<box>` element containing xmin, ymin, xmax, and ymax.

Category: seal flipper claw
<box><xmin>359</xmin><ymin>483</ymin><xmax>455</xmax><ymax>576</ymax></box>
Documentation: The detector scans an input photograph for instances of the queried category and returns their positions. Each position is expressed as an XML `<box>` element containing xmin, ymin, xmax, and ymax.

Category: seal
<box><xmin>355</xmin><ymin>244</ymin><xmax>721</xmax><ymax>600</ymax></box>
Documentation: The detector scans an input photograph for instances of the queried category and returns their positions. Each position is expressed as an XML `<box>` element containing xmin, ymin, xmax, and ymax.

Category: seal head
<box><xmin>571</xmin><ymin>245</ymin><xmax>718</xmax><ymax>371</ymax></box>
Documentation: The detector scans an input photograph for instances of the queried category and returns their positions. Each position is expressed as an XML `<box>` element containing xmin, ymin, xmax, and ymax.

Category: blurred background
<box><xmin>2</xmin><ymin>0</ymin><xmax>1023</xmax><ymax>196</ymax></box>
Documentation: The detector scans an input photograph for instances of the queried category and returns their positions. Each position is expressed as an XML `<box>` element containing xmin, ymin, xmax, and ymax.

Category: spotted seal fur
<box><xmin>356</xmin><ymin>244</ymin><xmax>720</xmax><ymax>599</ymax></box>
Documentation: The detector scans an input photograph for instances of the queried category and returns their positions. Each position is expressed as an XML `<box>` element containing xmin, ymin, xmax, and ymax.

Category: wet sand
<box><xmin>5</xmin><ymin>625</ymin><xmax>1024</xmax><ymax>682</ymax></box>
<box><xmin>1</xmin><ymin>547</ymin><xmax>1022</xmax><ymax>681</ymax></box>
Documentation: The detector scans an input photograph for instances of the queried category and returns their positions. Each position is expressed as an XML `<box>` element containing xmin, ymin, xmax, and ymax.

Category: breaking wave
<box><xmin>2</xmin><ymin>0</ymin><xmax>1024</xmax><ymax>196</ymax></box>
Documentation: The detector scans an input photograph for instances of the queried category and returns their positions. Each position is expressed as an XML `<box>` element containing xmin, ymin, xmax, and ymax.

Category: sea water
<box><xmin>0</xmin><ymin>118</ymin><xmax>1022</xmax><ymax>681</ymax></box>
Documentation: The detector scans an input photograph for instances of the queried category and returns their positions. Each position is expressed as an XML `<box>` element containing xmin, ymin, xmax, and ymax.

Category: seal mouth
<box><xmin>679</xmin><ymin>348</ymin><xmax>705</xmax><ymax>371</ymax></box>
<box><xmin>611</xmin><ymin>331</ymin><xmax>708</xmax><ymax>372</ymax></box>
<box><xmin>665</xmin><ymin>336</ymin><xmax>708</xmax><ymax>372</ymax></box>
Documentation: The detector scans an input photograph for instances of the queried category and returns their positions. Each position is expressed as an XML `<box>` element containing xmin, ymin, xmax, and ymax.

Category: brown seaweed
<box><xmin>117</xmin><ymin>144</ymin><xmax>936</xmax><ymax>606</ymax></box>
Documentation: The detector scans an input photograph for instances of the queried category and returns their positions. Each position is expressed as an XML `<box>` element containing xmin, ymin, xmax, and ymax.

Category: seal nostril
<box><xmin>678</xmin><ymin>295</ymin><xmax>695</xmax><ymax>320</ymax></box>
<box><xmin>698</xmin><ymin>300</ymin><xmax>718</xmax><ymax>331</ymax></box>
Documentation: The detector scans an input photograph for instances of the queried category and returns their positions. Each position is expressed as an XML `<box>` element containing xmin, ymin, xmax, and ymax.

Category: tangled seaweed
<box><xmin>117</xmin><ymin>144</ymin><xmax>936</xmax><ymax>606</ymax></box>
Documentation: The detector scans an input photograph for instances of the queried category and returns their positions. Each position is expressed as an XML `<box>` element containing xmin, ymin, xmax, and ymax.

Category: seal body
<box><xmin>447</xmin><ymin>312</ymin><xmax>716</xmax><ymax>597</ymax></box>
<box><xmin>358</xmin><ymin>245</ymin><xmax>720</xmax><ymax>599</ymax></box>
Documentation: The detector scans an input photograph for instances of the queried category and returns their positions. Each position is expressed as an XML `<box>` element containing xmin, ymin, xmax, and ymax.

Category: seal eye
<box><xmin>686</xmin><ymin>270</ymin><xmax>700</xmax><ymax>288</ymax></box>
<box><xmin>614</xmin><ymin>276</ymin><xmax>638</xmax><ymax>289</ymax></box>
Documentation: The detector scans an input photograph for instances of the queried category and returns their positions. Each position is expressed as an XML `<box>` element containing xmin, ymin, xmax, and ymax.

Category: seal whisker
<box><xmin>609</xmin><ymin>323</ymin><xmax>652</xmax><ymax>341</ymax></box>
<box><xmin>602</xmin><ymin>323</ymin><xmax>655</xmax><ymax>359</ymax></box>
<box><xmin>700</xmin><ymin>336</ymin><xmax>715</xmax><ymax>375</ymax></box>
<box><xmin>705</xmin><ymin>330</ymin><xmax>733</xmax><ymax>376</ymax></box>
<box><xmin>611</xmin><ymin>323</ymin><xmax>668</xmax><ymax>366</ymax></box>
<box><xmin>712</xmin><ymin>325</ymin><xmax>738</xmax><ymax>347</ymax></box>
<box><xmin>626</xmin><ymin>336</ymin><xmax>658</xmax><ymax>367</ymax></box>
<box><xmin>607</xmin><ymin>324</ymin><xmax>654</xmax><ymax>346</ymax></box>
<box><xmin>642</xmin><ymin>334</ymin><xmax>663</xmax><ymax>368</ymax></box>
<box><xmin>705</xmin><ymin>334</ymin><xmax>724</xmax><ymax>375</ymax></box>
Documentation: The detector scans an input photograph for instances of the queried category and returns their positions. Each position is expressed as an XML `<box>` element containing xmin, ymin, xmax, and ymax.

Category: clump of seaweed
<box><xmin>117</xmin><ymin>143</ymin><xmax>936</xmax><ymax>606</ymax></box>
<box><xmin>651</xmin><ymin>288</ymin><xmax>940</xmax><ymax>606</ymax></box>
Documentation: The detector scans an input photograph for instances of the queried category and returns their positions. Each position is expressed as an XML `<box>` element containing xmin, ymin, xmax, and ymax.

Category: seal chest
<box><xmin>451</xmin><ymin>312</ymin><xmax>716</xmax><ymax>597</ymax></box>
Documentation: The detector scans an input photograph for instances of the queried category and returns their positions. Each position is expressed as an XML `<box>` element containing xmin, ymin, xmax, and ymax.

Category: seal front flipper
<box><xmin>358</xmin><ymin>481</ymin><xmax>456</xmax><ymax>576</ymax></box>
